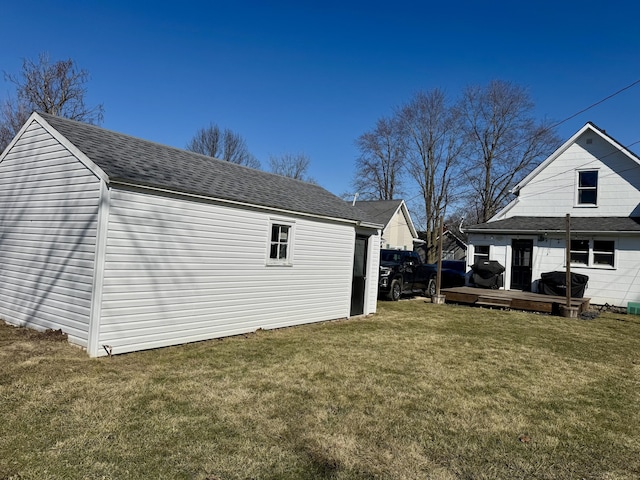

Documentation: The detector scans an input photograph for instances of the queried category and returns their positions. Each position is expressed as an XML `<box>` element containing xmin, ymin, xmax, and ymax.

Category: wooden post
<box><xmin>565</xmin><ymin>214</ymin><xmax>571</xmax><ymax>308</ymax></box>
<box><xmin>436</xmin><ymin>217</ymin><xmax>443</xmax><ymax>295</ymax></box>
<box><xmin>560</xmin><ymin>213</ymin><xmax>578</xmax><ymax>317</ymax></box>
<box><xmin>431</xmin><ymin>217</ymin><xmax>446</xmax><ymax>304</ymax></box>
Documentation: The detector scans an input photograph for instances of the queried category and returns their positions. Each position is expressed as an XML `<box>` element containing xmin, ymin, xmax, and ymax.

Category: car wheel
<box><xmin>427</xmin><ymin>277</ymin><xmax>437</xmax><ymax>297</ymax></box>
<box><xmin>388</xmin><ymin>279</ymin><xmax>402</xmax><ymax>301</ymax></box>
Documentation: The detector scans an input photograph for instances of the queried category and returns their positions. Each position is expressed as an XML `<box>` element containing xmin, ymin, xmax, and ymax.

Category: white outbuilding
<box><xmin>0</xmin><ymin>112</ymin><xmax>381</xmax><ymax>356</ymax></box>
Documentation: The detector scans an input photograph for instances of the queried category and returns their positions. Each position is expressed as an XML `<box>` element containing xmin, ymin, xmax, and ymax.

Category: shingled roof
<box><xmin>466</xmin><ymin>216</ymin><xmax>640</xmax><ymax>233</ymax></box>
<box><xmin>37</xmin><ymin>113</ymin><xmax>370</xmax><ymax>223</ymax></box>
<box><xmin>353</xmin><ymin>199</ymin><xmax>404</xmax><ymax>226</ymax></box>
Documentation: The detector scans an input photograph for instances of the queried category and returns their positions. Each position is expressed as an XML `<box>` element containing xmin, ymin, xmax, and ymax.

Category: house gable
<box><xmin>355</xmin><ymin>199</ymin><xmax>417</xmax><ymax>249</ymax></box>
<box><xmin>495</xmin><ymin>123</ymin><xmax>640</xmax><ymax>220</ymax></box>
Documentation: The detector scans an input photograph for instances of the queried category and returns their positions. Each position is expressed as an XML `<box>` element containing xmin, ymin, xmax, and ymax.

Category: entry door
<box><xmin>350</xmin><ymin>236</ymin><xmax>368</xmax><ymax>316</ymax></box>
<box><xmin>511</xmin><ymin>239</ymin><xmax>533</xmax><ymax>291</ymax></box>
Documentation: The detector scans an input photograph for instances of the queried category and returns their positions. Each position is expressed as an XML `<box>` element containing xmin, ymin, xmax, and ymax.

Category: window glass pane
<box><xmin>570</xmin><ymin>239</ymin><xmax>589</xmax><ymax>265</ymax></box>
<box><xmin>578</xmin><ymin>171</ymin><xmax>598</xmax><ymax>205</ymax></box>
<box><xmin>578</xmin><ymin>189</ymin><xmax>597</xmax><ymax>204</ymax></box>
<box><xmin>269</xmin><ymin>223</ymin><xmax>291</xmax><ymax>261</ymax></box>
<box><xmin>594</xmin><ymin>240</ymin><xmax>614</xmax><ymax>252</ymax></box>
<box><xmin>579</xmin><ymin>171</ymin><xmax>598</xmax><ymax>187</ymax></box>
<box><xmin>593</xmin><ymin>253</ymin><xmax>614</xmax><ymax>266</ymax></box>
<box><xmin>593</xmin><ymin>240</ymin><xmax>614</xmax><ymax>266</ymax></box>
<box><xmin>571</xmin><ymin>239</ymin><xmax>589</xmax><ymax>251</ymax></box>
<box><xmin>570</xmin><ymin>252</ymin><xmax>588</xmax><ymax>264</ymax></box>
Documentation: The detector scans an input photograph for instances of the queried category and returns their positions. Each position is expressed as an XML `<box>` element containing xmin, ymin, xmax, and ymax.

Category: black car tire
<box><xmin>427</xmin><ymin>277</ymin><xmax>437</xmax><ymax>297</ymax></box>
<box><xmin>388</xmin><ymin>279</ymin><xmax>402</xmax><ymax>301</ymax></box>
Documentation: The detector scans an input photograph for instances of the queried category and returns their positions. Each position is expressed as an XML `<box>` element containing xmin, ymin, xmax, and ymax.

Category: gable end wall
<box><xmin>0</xmin><ymin>120</ymin><xmax>101</xmax><ymax>346</ymax></box>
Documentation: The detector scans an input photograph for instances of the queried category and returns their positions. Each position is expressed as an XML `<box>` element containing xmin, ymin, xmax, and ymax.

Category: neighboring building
<box><xmin>417</xmin><ymin>226</ymin><xmax>468</xmax><ymax>262</ymax></box>
<box><xmin>0</xmin><ymin>112</ymin><xmax>382</xmax><ymax>356</ymax></box>
<box><xmin>465</xmin><ymin>122</ymin><xmax>640</xmax><ymax>307</ymax></box>
<box><xmin>354</xmin><ymin>199</ymin><xmax>419</xmax><ymax>250</ymax></box>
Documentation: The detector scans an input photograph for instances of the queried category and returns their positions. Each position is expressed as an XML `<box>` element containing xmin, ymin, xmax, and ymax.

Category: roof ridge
<box><xmin>35</xmin><ymin>112</ymin><xmax>368</xmax><ymax>223</ymax></box>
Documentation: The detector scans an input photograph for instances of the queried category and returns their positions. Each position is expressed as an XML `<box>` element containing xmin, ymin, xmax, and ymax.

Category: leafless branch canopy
<box><xmin>268</xmin><ymin>152</ymin><xmax>314</xmax><ymax>182</ymax></box>
<box><xmin>0</xmin><ymin>52</ymin><xmax>104</xmax><ymax>152</ymax></box>
<box><xmin>186</xmin><ymin>123</ymin><xmax>260</xmax><ymax>169</ymax></box>
<box><xmin>457</xmin><ymin>80</ymin><xmax>561</xmax><ymax>222</ymax></box>
<box><xmin>352</xmin><ymin>116</ymin><xmax>406</xmax><ymax>200</ymax></box>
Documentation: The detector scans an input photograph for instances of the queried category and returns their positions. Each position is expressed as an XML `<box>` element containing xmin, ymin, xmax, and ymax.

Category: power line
<box><xmin>354</xmin><ymin>78</ymin><xmax>640</xmax><ymax>227</ymax></box>
<box><xmin>546</xmin><ymin>79</ymin><xmax>640</xmax><ymax>132</ymax></box>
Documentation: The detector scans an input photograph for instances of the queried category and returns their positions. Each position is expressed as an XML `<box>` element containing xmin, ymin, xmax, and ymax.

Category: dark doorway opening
<box><xmin>511</xmin><ymin>239</ymin><xmax>533</xmax><ymax>291</ymax></box>
<box><xmin>350</xmin><ymin>236</ymin><xmax>368</xmax><ymax>316</ymax></box>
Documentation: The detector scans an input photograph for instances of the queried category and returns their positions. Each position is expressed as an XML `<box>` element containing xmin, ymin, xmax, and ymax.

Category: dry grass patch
<box><xmin>1</xmin><ymin>302</ymin><xmax>639</xmax><ymax>479</ymax></box>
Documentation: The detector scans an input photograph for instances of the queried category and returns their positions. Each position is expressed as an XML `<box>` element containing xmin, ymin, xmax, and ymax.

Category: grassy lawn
<box><xmin>1</xmin><ymin>300</ymin><xmax>639</xmax><ymax>480</ymax></box>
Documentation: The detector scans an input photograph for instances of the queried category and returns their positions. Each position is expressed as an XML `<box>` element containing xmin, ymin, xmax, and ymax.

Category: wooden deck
<box><xmin>440</xmin><ymin>286</ymin><xmax>590</xmax><ymax>314</ymax></box>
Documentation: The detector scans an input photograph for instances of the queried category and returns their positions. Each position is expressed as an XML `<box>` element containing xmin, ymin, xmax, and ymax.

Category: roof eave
<box><xmin>466</xmin><ymin>227</ymin><xmax>640</xmax><ymax>235</ymax></box>
<box><xmin>110</xmin><ymin>179</ymin><xmax>373</xmax><ymax>226</ymax></box>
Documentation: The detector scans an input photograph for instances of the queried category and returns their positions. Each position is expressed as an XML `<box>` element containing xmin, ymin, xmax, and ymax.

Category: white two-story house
<box><xmin>466</xmin><ymin>122</ymin><xmax>640</xmax><ymax>307</ymax></box>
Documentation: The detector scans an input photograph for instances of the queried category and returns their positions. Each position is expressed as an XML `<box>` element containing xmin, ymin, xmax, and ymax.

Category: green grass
<box><xmin>1</xmin><ymin>300</ymin><xmax>639</xmax><ymax>479</ymax></box>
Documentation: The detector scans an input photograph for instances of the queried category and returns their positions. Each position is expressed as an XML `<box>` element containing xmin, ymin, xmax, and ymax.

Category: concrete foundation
<box><xmin>431</xmin><ymin>294</ymin><xmax>446</xmax><ymax>305</ymax></box>
<box><xmin>559</xmin><ymin>305</ymin><xmax>579</xmax><ymax>318</ymax></box>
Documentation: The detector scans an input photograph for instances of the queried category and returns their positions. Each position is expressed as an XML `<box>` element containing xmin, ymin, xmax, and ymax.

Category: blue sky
<box><xmin>1</xmin><ymin>1</ymin><xmax>639</xmax><ymax>199</ymax></box>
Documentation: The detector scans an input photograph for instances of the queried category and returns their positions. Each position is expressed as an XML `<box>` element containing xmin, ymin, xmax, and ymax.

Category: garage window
<box><xmin>268</xmin><ymin>221</ymin><xmax>294</xmax><ymax>265</ymax></box>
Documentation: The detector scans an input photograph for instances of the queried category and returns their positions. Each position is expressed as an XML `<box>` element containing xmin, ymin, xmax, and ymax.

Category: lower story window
<box><xmin>570</xmin><ymin>239</ymin><xmax>615</xmax><ymax>268</ymax></box>
<box><xmin>570</xmin><ymin>239</ymin><xmax>589</xmax><ymax>265</ymax></box>
<box><xmin>593</xmin><ymin>240</ymin><xmax>615</xmax><ymax>267</ymax></box>
<box><xmin>474</xmin><ymin>245</ymin><xmax>489</xmax><ymax>265</ymax></box>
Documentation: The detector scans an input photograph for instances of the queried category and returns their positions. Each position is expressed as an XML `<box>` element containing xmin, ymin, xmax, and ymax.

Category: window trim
<box><xmin>266</xmin><ymin>219</ymin><xmax>295</xmax><ymax>266</ymax></box>
<box><xmin>473</xmin><ymin>245</ymin><xmax>490</xmax><ymax>265</ymax></box>
<box><xmin>575</xmin><ymin>169</ymin><xmax>599</xmax><ymax>207</ymax></box>
<box><xmin>569</xmin><ymin>238</ymin><xmax>616</xmax><ymax>269</ymax></box>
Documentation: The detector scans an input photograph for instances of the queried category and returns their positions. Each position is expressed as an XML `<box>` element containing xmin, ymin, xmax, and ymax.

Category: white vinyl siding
<box><xmin>495</xmin><ymin>133</ymin><xmax>640</xmax><ymax>218</ymax></box>
<box><xmin>0</xmin><ymin>121</ymin><xmax>100</xmax><ymax>346</ymax></box>
<box><xmin>383</xmin><ymin>209</ymin><xmax>414</xmax><ymax>250</ymax></box>
<box><xmin>99</xmin><ymin>188</ymin><xmax>357</xmax><ymax>355</ymax></box>
<box><xmin>469</xmin><ymin>232</ymin><xmax>640</xmax><ymax>306</ymax></box>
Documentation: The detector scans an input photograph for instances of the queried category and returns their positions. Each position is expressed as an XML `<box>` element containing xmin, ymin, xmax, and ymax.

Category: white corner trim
<box><xmin>87</xmin><ymin>181</ymin><xmax>111</xmax><ymax>357</ymax></box>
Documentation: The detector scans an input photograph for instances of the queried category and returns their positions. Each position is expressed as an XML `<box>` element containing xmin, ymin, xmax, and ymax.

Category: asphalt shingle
<box><xmin>39</xmin><ymin>113</ymin><xmax>368</xmax><ymax>222</ymax></box>
<box><xmin>466</xmin><ymin>216</ymin><xmax>640</xmax><ymax>233</ymax></box>
<box><xmin>351</xmin><ymin>200</ymin><xmax>403</xmax><ymax>226</ymax></box>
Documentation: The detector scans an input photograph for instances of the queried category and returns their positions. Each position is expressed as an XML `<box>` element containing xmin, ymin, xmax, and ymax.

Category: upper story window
<box><xmin>268</xmin><ymin>220</ymin><xmax>294</xmax><ymax>265</ymax></box>
<box><xmin>577</xmin><ymin>170</ymin><xmax>598</xmax><ymax>206</ymax></box>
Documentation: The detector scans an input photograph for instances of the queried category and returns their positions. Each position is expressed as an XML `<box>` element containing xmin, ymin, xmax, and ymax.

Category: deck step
<box><xmin>477</xmin><ymin>296</ymin><xmax>512</xmax><ymax>307</ymax></box>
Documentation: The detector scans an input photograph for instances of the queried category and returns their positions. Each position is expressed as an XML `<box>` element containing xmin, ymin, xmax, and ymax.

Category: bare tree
<box><xmin>0</xmin><ymin>53</ymin><xmax>104</xmax><ymax>151</ymax></box>
<box><xmin>352</xmin><ymin>116</ymin><xmax>406</xmax><ymax>200</ymax></box>
<box><xmin>268</xmin><ymin>152</ymin><xmax>315</xmax><ymax>182</ymax></box>
<box><xmin>187</xmin><ymin>123</ymin><xmax>260</xmax><ymax>169</ymax></box>
<box><xmin>457</xmin><ymin>80</ymin><xmax>560</xmax><ymax>223</ymax></box>
<box><xmin>399</xmin><ymin>89</ymin><xmax>465</xmax><ymax>261</ymax></box>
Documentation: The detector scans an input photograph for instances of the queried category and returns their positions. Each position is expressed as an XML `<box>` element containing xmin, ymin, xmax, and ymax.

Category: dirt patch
<box><xmin>11</xmin><ymin>325</ymin><xmax>68</xmax><ymax>342</ymax></box>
